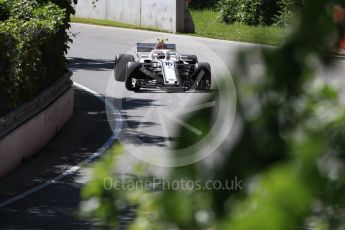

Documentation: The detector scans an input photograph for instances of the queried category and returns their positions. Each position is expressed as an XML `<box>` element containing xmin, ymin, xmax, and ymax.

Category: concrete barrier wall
<box><xmin>76</xmin><ymin>0</ymin><xmax>107</xmax><ymax>20</ymax></box>
<box><xmin>140</xmin><ymin>0</ymin><xmax>176</xmax><ymax>32</ymax></box>
<box><xmin>74</xmin><ymin>0</ymin><xmax>187</xmax><ymax>33</ymax></box>
<box><xmin>107</xmin><ymin>0</ymin><xmax>141</xmax><ymax>26</ymax></box>
<box><xmin>0</xmin><ymin>88</ymin><xmax>74</xmax><ymax>178</ymax></box>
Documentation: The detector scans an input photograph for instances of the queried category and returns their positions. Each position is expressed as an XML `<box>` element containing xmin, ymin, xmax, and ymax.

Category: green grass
<box><xmin>72</xmin><ymin>9</ymin><xmax>285</xmax><ymax>46</ymax></box>
<box><xmin>190</xmin><ymin>10</ymin><xmax>284</xmax><ymax>46</ymax></box>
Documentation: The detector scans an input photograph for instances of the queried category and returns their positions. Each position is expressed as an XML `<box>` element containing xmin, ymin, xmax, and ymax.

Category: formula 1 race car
<box><xmin>114</xmin><ymin>42</ymin><xmax>211</xmax><ymax>92</ymax></box>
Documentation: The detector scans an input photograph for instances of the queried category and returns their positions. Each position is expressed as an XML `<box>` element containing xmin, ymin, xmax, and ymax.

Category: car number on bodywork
<box><xmin>163</xmin><ymin>61</ymin><xmax>177</xmax><ymax>83</ymax></box>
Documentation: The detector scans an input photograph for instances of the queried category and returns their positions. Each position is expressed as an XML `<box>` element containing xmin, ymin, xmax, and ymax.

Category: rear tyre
<box><xmin>114</xmin><ymin>54</ymin><xmax>134</xmax><ymax>82</ymax></box>
<box><xmin>125</xmin><ymin>62</ymin><xmax>142</xmax><ymax>92</ymax></box>
<box><xmin>193</xmin><ymin>62</ymin><xmax>211</xmax><ymax>90</ymax></box>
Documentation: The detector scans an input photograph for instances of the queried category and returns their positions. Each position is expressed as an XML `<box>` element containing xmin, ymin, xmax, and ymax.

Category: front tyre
<box><xmin>125</xmin><ymin>62</ymin><xmax>142</xmax><ymax>92</ymax></box>
<box><xmin>193</xmin><ymin>62</ymin><xmax>211</xmax><ymax>90</ymax></box>
<box><xmin>114</xmin><ymin>54</ymin><xmax>134</xmax><ymax>82</ymax></box>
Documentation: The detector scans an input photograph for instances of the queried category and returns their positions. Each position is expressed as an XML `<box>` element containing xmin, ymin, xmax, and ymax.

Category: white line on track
<box><xmin>0</xmin><ymin>82</ymin><xmax>123</xmax><ymax>209</ymax></box>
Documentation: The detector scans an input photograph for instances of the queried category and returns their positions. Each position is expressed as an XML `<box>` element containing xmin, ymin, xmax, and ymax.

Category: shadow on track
<box><xmin>0</xmin><ymin>87</ymin><xmax>160</xmax><ymax>229</ymax></box>
<box><xmin>68</xmin><ymin>57</ymin><xmax>114</xmax><ymax>71</ymax></box>
<box><xmin>105</xmin><ymin>96</ymin><xmax>177</xmax><ymax>148</ymax></box>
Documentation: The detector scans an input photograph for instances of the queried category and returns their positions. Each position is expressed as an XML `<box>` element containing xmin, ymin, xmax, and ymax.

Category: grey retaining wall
<box><xmin>74</xmin><ymin>0</ymin><xmax>194</xmax><ymax>33</ymax></box>
<box><xmin>0</xmin><ymin>73</ymin><xmax>74</xmax><ymax>177</ymax></box>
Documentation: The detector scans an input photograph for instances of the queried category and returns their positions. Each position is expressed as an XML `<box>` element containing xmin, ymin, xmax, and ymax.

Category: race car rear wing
<box><xmin>136</xmin><ymin>43</ymin><xmax>176</xmax><ymax>52</ymax></box>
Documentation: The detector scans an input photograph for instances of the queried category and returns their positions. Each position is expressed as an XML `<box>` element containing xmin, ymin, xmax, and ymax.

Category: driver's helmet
<box><xmin>155</xmin><ymin>42</ymin><xmax>167</xmax><ymax>49</ymax></box>
<box><xmin>155</xmin><ymin>38</ymin><xmax>168</xmax><ymax>49</ymax></box>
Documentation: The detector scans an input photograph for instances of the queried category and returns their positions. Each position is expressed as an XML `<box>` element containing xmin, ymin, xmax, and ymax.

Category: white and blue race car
<box><xmin>114</xmin><ymin>43</ymin><xmax>211</xmax><ymax>92</ymax></box>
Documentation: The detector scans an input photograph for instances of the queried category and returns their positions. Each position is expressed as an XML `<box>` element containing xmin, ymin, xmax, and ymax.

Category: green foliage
<box><xmin>218</xmin><ymin>0</ymin><xmax>239</xmax><ymax>24</ymax></box>
<box><xmin>218</xmin><ymin>0</ymin><xmax>300</xmax><ymax>26</ymax></box>
<box><xmin>81</xmin><ymin>0</ymin><xmax>345</xmax><ymax>229</ymax></box>
<box><xmin>236</xmin><ymin>0</ymin><xmax>262</xmax><ymax>25</ymax></box>
<box><xmin>7</xmin><ymin>0</ymin><xmax>39</xmax><ymax>20</ymax></box>
<box><xmin>261</xmin><ymin>0</ymin><xmax>281</xmax><ymax>25</ymax></box>
<box><xmin>189</xmin><ymin>0</ymin><xmax>219</xmax><ymax>9</ymax></box>
<box><xmin>218</xmin><ymin>0</ymin><xmax>272</xmax><ymax>25</ymax></box>
<box><xmin>275</xmin><ymin>0</ymin><xmax>303</xmax><ymax>25</ymax></box>
<box><xmin>0</xmin><ymin>0</ymin><xmax>9</xmax><ymax>21</ymax></box>
<box><xmin>0</xmin><ymin>0</ymin><xmax>76</xmax><ymax>116</ymax></box>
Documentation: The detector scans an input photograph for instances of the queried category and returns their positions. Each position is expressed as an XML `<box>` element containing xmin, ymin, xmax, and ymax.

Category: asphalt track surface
<box><xmin>0</xmin><ymin>23</ymin><xmax>345</xmax><ymax>229</ymax></box>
